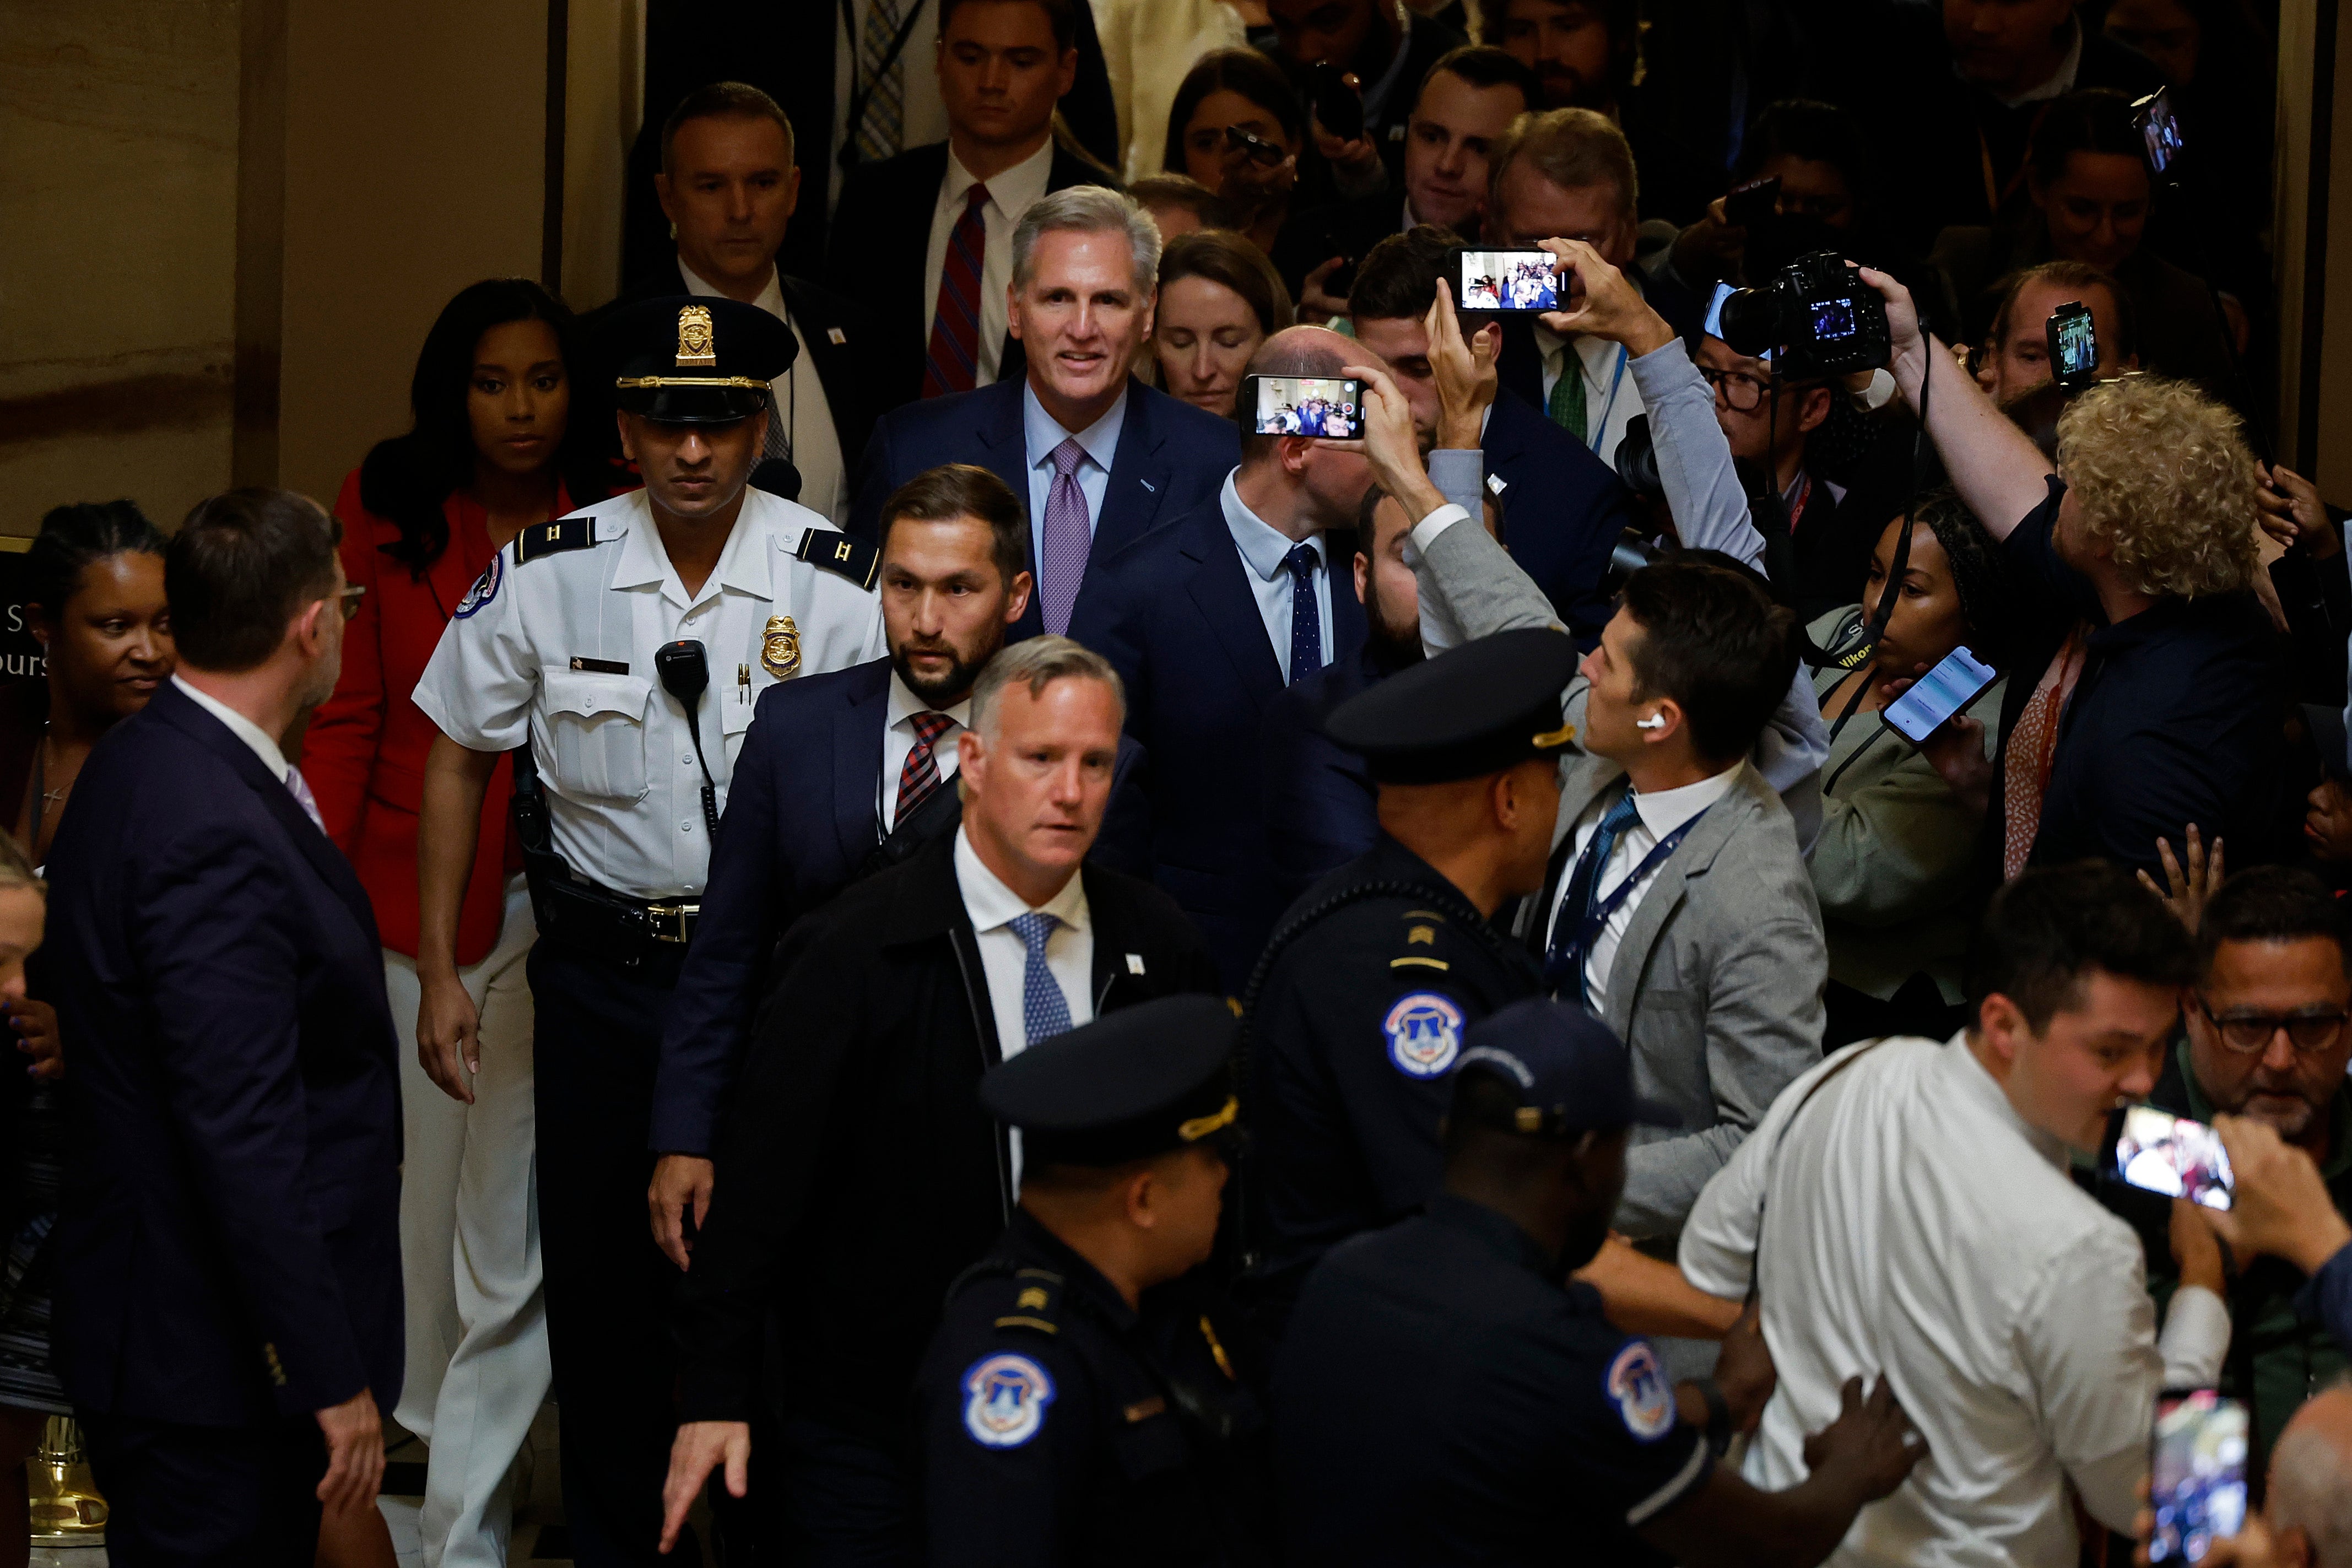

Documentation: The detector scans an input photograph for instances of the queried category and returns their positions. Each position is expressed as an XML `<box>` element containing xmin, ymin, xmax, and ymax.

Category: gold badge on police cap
<box><xmin>762</xmin><ymin>615</ymin><xmax>801</xmax><ymax>678</ymax></box>
<box><xmin>675</xmin><ymin>304</ymin><xmax>717</xmax><ymax>367</ymax></box>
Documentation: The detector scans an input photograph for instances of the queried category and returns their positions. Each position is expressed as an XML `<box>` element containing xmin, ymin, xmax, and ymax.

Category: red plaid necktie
<box><xmin>922</xmin><ymin>184</ymin><xmax>990</xmax><ymax>398</ymax></box>
<box><xmin>896</xmin><ymin>710</ymin><xmax>956</xmax><ymax>822</ymax></box>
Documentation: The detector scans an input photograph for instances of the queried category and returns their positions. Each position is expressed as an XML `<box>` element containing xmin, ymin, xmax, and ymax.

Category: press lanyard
<box><xmin>1544</xmin><ymin>802</ymin><xmax>1711</xmax><ymax>996</ymax></box>
<box><xmin>1783</xmin><ymin>473</ymin><xmax>1813</xmax><ymax>535</ymax></box>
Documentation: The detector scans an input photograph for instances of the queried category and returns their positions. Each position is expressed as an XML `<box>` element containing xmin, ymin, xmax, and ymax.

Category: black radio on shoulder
<box><xmin>1717</xmin><ymin>250</ymin><xmax>1891</xmax><ymax>380</ymax></box>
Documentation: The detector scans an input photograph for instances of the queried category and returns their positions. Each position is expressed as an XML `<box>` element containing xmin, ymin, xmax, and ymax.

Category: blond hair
<box><xmin>0</xmin><ymin>831</ymin><xmax>46</xmax><ymax>896</ymax></box>
<box><xmin>2055</xmin><ymin>376</ymin><xmax>2260</xmax><ymax>600</ymax></box>
<box><xmin>969</xmin><ymin>635</ymin><xmax>1126</xmax><ymax>737</ymax></box>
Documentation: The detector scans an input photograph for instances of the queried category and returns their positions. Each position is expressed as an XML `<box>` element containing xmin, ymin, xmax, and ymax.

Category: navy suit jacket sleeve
<box><xmin>1258</xmin><ymin>684</ymin><xmax>1378</xmax><ymax>908</ymax></box>
<box><xmin>654</xmin><ymin>684</ymin><xmax>792</xmax><ymax>1157</ymax></box>
<box><xmin>131</xmin><ymin>823</ymin><xmax>370</xmax><ymax>1416</ymax></box>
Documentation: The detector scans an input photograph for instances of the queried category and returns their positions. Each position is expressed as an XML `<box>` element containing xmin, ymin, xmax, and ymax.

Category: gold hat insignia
<box><xmin>675</xmin><ymin>304</ymin><xmax>717</xmax><ymax>368</ymax></box>
<box><xmin>762</xmin><ymin>614</ymin><xmax>801</xmax><ymax>679</ymax></box>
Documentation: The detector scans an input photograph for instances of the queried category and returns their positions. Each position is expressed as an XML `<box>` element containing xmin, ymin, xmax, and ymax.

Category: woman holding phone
<box><xmin>1164</xmin><ymin>50</ymin><xmax>1319</xmax><ymax>269</ymax></box>
<box><xmin>305</xmin><ymin>276</ymin><xmax>609</xmax><ymax>1568</ymax></box>
<box><xmin>0</xmin><ymin>501</ymin><xmax>171</xmax><ymax>1568</ymax></box>
<box><xmin>1807</xmin><ymin>490</ymin><xmax>2015</xmax><ymax>1047</ymax></box>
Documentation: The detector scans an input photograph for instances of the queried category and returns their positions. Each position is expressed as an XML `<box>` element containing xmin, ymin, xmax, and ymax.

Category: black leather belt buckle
<box><xmin>646</xmin><ymin>901</ymin><xmax>700</xmax><ymax>944</ymax></box>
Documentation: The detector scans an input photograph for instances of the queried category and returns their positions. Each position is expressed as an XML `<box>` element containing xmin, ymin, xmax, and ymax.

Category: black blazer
<box><xmin>1259</xmin><ymin>642</ymin><xmax>1386</xmax><ymax>909</ymax></box>
<box><xmin>42</xmin><ymin>681</ymin><xmax>402</xmax><ymax>1425</ymax></box>
<box><xmin>848</xmin><ymin>377</ymin><xmax>1240</xmax><ymax>644</ymax></box>
<box><xmin>825</xmin><ymin>139</ymin><xmax>1122</xmax><ymax>409</ymax></box>
<box><xmin>672</xmin><ymin>830</ymin><xmax>1218</xmax><ymax>1447</ymax></box>
<box><xmin>1479</xmin><ymin>386</ymin><xmax>1647</xmax><ymax>644</ymax></box>
<box><xmin>590</xmin><ymin>257</ymin><xmax>886</xmax><ymax>493</ymax></box>
<box><xmin>1068</xmin><ymin>500</ymin><xmax>1370</xmax><ymax>994</ymax></box>
<box><xmin>651</xmin><ymin>654</ymin><xmax>1155</xmax><ymax>1158</ymax></box>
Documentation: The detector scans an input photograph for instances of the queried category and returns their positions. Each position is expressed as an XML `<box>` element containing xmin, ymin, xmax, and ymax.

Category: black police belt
<box><xmin>510</xmin><ymin>744</ymin><xmax>699</xmax><ymax>963</ymax></box>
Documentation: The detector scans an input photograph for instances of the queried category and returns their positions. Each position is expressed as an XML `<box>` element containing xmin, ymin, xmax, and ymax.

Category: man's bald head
<box><xmin>2269</xmin><ymin>1386</ymin><xmax>2352</xmax><ymax>1567</ymax></box>
<box><xmin>1239</xmin><ymin>327</ymin><xmax>1388</xmax><ymax>465</ymax></box>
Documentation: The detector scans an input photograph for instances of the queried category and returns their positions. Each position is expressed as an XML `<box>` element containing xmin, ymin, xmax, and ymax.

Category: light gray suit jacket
<box><xmin>1413</xmin><ymin>509</ymin><xmax>1827</xmax><ymax>1240</ymax></box>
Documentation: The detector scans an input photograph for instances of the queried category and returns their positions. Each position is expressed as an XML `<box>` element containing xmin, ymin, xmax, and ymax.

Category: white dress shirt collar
<box><xmin>172</xmin><ymin>674</ymin><xmax>291</xmax><ymax>781</ymax></box>
<box><xmin>610</xmin><ymin>489</ymin><xmax>775</xmax><ymax>608</ymax></box>
<box><xmin>1628</xmin><ymin>761</ymin><xmax>1741</xmax><ymax>840</ymax></box>
<box><xmin>945</xmin><ymin>136</ymin><xmax>1056</xmax><ymax>217</ymax></box>
<box><xmin>954</xmin><ymin>824</ymin><xmax>1091</xmax><ymax>939</ymax></box>
<box><xmin>675</xmin><ymin>256</ymin><xmax>783</xmax><ymax>318</ymax></box>
<box><xmin>1947</xmin><ymin>1028</ymin><xmax>2069</xmax><ymax>1170</ymax></box>
<box><xmin>1219</xmin><ymin>469</ymin><xmax>1324</xmax><ymax>583</ymax></box>
<box><xmin>1023</xmin><ymin>380</ymin><xmax>1127</xmax><ymax>474</ymax></box>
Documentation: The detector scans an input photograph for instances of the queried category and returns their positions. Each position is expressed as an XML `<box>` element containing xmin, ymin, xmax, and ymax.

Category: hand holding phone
<box><xmin>1307</xmin><ymin>60</ymin><xmax>1365</xmax><ymax>143</ymax></box>
<box><xmin>2115</xmin><ymin>1105</ymin><xmax>2236</xmax><ymax>1210</ymax></box>
<box><xmin>1723</xmin><ymin>175</ymin><xmax>1781</xmax><ymax>230</ymax></box>
<box><xmin>1881</xmin><ymin>645</ymin><xmax>1997</xmax><ymax>746</ymax></box>
<box><xmin>2148</xmin><ymin>1391</ymin><xmax>2249</xmax><ymax>1564</ymax></box>
<box><xmin>1454</xmin><ymin>248</ymin><xmax>1561</xmax><ymax>312</ymax></box>
<box><xmin>1243</xmin><ymin>374</ymin><xmax>1366</xmax><ymax>438</ymax></box>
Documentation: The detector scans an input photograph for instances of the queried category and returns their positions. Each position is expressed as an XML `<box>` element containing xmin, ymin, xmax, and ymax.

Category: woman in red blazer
<box><xmin>306</xmin><ymin>277</ymin><xmax>610</xmax><ymax>1568</ymax></box>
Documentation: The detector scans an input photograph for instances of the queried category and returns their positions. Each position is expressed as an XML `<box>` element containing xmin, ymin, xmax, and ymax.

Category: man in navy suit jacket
<box><xmin>1069</xmin><ymin>326</ymin><xmax>1379</xmax><ymax>993</ymax></box>
<box><xmin>1349</xmin><ymin>224</ymin><xmax>1645</xmax><ymax>642</ymax></box>
<box><xmin>648</xmin><ymin>464</ymin><xmax>1148</xmax><ymax>1257</ymax></box>
<box><xmin>44</xmin><ymin>489</ymin><xmax>401</xmax><ymax>1565</ymax></box>
<box><xmin>848</xmin><ymin>187</ymin><xmax>1239</xmax><ymax>644</ymax></box>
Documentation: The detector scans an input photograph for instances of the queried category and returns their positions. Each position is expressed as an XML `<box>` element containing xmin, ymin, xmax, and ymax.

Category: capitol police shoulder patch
<box><xmin>453</xmin><ymin>551</ymin><xmax>504</xmax><ymax>619</ymax></box>
<box><xmin>1605</xmin><ymin>1340</ymin><xmax>1675</xmax><ymax>1442</ymax></box>
<box><xmin>961</xmin><ymin>1352</ymin><xmax>1056</xmax><ymax>1448</ymax></box>
<box><xmin>1383</xmin><ymin>991</ymin><xmax>1464</xmax><ymax>1079</ymax></box>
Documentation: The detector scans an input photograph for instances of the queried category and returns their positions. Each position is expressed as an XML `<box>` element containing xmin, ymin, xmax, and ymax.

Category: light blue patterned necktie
<box><xmin>1008</xmin><ymin>911</ymin><xmax>1073</xmax><ymax>1047</ymax></box>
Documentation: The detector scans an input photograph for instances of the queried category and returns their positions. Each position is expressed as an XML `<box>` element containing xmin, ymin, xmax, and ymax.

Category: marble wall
<box><xmin>0</xmin><ymin>0</ymin><xmax>242</xmax><ymax>537</ymax></box>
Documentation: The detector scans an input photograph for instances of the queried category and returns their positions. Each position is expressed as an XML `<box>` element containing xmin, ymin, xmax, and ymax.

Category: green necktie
<box><xmin>1547</xmin><ymin>352</ymin><xmax>1588</xmax><ymax>444</ymax></box>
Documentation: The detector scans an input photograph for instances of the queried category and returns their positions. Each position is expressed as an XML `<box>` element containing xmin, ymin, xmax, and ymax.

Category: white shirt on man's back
<box><xmin>1679</xmin><ymin>1032</ymin><xmax>2230</xmax><ymax>1567</ymax></box>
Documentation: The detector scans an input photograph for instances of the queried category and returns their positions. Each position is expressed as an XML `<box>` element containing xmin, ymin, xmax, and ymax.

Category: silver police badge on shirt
<box><xmin>761</xmin><ymin>614</ymin><xmax>801</xmax><ymax>679</ymax></box>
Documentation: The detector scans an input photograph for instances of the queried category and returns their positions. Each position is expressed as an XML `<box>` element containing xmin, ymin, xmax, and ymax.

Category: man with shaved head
<box><xmin>1069</xmin><ymin>325</ymin><xmax>1382</xmax><ymax>990</ymax></box>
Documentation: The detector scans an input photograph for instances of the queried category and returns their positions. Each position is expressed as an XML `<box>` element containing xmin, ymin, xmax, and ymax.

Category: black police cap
<box><xmin>1451</xmin><ymin>998</ymin><xmax>1680</xmax><ymax>1139</ymax></box>
<box><xmin>601</xmin><ymin>295</ymin><xmax>798</xmax><ymax>424</ymax></box>
<box><xmin>978</xmin><ymin>995</ymin><xmax>1239</xmax><ymax>1170</ymax></box>
<box><xmin>1323</xmin><ymin>626</ymin><xmax>1581</xmax><ymax>785</ymax></box>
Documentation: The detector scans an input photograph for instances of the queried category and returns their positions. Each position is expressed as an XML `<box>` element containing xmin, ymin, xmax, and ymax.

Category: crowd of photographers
<box><xmin>5</xmin><ymin>0</ymin><xmax>2349</xmax><ymax>1564</ymax></box>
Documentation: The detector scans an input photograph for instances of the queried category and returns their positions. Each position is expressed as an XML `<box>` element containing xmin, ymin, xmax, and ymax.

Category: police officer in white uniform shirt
<box><xmin>412</xmin><ymin>294</ymin><xmax>882</xmax><ymax>1567</ymax></box>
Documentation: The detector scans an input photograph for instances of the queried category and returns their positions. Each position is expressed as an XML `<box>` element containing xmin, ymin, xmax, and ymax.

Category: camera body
<box><xmin>1717</xmin><ymin>250</ymin><xmax>1890</xmax><ymax>379</ymax></box>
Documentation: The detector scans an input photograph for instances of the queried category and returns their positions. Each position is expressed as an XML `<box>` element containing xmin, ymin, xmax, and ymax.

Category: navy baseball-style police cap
<box><xmin>601</xmin><ymin>295</ymin><xmax>797</xmax><ymax>423</ymax></box>
<box><xmin>1451</xmin><ymin>999</ymin><xmax>1681</xmax><ymax>1139</ymax></box>
<box><xmin>979</xmin><ymin>995</ymin><xmax>1240</xmax><ymax>1169</ymax></box>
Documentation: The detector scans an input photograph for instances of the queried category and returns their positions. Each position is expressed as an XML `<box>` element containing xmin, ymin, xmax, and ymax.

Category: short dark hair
<box><xmin>1965</xmin><ymin>862</ymin><xmax>2194</xmax><ymax>1032</ymax></box>
<box><xmin>878</xmin><ymin>464</ymin><xmax>1030</xmax><ymax>589</ymax></box>
<box><xmin>2027</xmin><ymin>88</ymin><xmax>2149</xmax><ymax>191</ymax></box>
<box><xmin>166</xmin><ymin>489</ymin><xmax>342</xmax><ymax>673</ymax></box>
<box><xmin>2196</xmin><ymin>867</ymin><xmax>2352</xmax><ymax>982</ymax></box>
<box><xmin>1472</xmin><ymin>0</ymin><xmax>1640</xmax><ymax>90</ymax></box>
<box><xmin>1733</xmin><ymin>98</ymin><xmax>1875</xmax><ymax>204</ymax></box>
<box><xmin>661</xmin><ymin>82</ymin><xmax>796</xmax><ymax>173</ymax></box>
<box><xmin>939</xmin><ymin>0</ymin><xmax>1078</xmax><ymax>51</ymax></box>
<box><xmin>1129</xmin><ymin>174</ymin><xmax>1236</xmax><ymax>232</ymax></box>
<box><xmin>1616</xmin><ymin>559</ymin><xmax>1798</xmax><ymax>766</ymax></box>
<box><xmin>1350</xmin><ymin>223</ymin><xmax>1463</xmax><ymax>323</ymax></box>
<box><xmin>1415</xmin><ymin>45</ymin><xmax>1541</xmax><ymax>117</ymax></box>
<box><xmin>1159</xmin><ymin>228</ymin><xmax>1295</xmax><ymax>336</ymax></box>
<box><xmin>1987</xmin><ymin>259</ymin><xmax>2138</xmax><ymax>361</ymax></box>
<box><xmin>1164</xmin><ymin>48</ymin><xmax>1307</xmax><ymax>172</ymax></box>
<box><xmin>26</xmin><ymin>501</ymin><xmax>167</xmax><ymax>619</ymax></box>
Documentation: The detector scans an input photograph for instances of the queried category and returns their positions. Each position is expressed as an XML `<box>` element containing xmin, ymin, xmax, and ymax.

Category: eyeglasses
<box><xmin>2193</xmin><ymin>994</ymin><xmax>2352</xmax><ymax>1055</ymax></box>
<box><xmin>1696</xmin><ymin>364</ymin><xmax>1776</xmax><ymax>413</ymax></box>
<box><xmin>337</xmin><ymin>584</ymin><xmax>366</xmax><ymax>622</ymax></box>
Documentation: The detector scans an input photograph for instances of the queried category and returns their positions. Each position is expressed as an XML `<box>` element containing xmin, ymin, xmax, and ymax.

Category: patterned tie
<box><xmin>853</xmin><ymin>0</ymin><xmax>909</xmax><ymax>163</ymax></box>
<box><xmin>1284</xmin><ymin>542</ymin><xmax>1323</xmax><ymax>684</ymax></box>
<box><xmin>1008</xmin><ymin>911</ymin><xmax>1074</xmax><ymax>1048</ymax></box>
<box><xmin>1544</xmin><ymin>786</ymin><xmax>1642</xmax><ymax>1008</ymax></box>
<box><xmin>922</xmin><ymin>183</ymin><xmax>991</xmax><ymax>399</ymax></box>
<box><xmin>896</xmin><ymin>710</ymin><xmax>956</xmax><ymax>824</ymax></box>
<box><xmin>1039</xmin><ymin>437</ymin><xmax>1092</xmax><ymax>635</ymax></box>
<box><xmin>285</xmin><ymin>765</ymin><xmax>326</xmax><ymax>834</ymax></box>
<box><xmin>763</xmin><ymin>365</ymin><xmax>792</xmax><ymax>462</ymax></box>
<box><xmin>1547</xmin><ymin>347</ymin><xmax>1589</xmax><ymax>443</ymax></box>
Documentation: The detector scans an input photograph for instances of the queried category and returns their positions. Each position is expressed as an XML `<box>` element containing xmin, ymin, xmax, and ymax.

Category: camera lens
<box><xmin>1717</xmin><ymin>286</ymin><xmax>1785</xmax><ymax>358</ymax></box>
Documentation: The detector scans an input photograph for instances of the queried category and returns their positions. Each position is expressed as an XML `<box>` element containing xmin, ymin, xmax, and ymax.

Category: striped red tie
<box><xmin>896</xmin><ymin>710</ymin><xmax>957</xmax><ymax>821</ymax></box>
<box><xmin>922</xmin><ymin>184</ymin><xmax>990</xmax><ymax>399</ymax></box>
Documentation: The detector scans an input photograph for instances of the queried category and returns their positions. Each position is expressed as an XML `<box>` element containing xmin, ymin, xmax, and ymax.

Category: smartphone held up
<box><xmin>2149</xmin><ymin>1391</ymin><xmax>2249</xmax><ymax>1564</ymax></box>
<box><xmin>1245</xmin><ymin>375</ymin><xmax>1365</xmax><ymax>438</ymax></box>
<box><xmin>2113</xmin><ymin>1104</ymin><xmax>2235</xmax><ymax>1210</ymax></box>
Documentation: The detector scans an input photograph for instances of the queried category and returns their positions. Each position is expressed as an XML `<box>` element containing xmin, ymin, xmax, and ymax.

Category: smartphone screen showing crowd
<box><xmin>2113</xmin><ymin>1105</ymin><xmax>2236</xmax><ymax>1210</ymax></box>
<box><xmin>1246</xmin><ymin>375</ymin><xmax>1365</xmax><ymax>437</ymax></box>
<box><xmin>2149</xmin><ymin>1392</ymin><xmax>2249</xmax><ymax>1564</ymax></box>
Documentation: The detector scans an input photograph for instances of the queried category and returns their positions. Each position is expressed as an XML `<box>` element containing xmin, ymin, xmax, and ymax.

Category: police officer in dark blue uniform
<box><xmin>1274</xmin><ymin>999</ymin><xmax>1927</xmax><ymax>1568</ymax></box>
<box><xmin>1242</xmin><ymin>628</ymin><xmax>1576</xmax><ymax>1316</ymax></box>
<box><xmin>914</xmin><ymin>995</ymin><xmax>1274</xmax><ymax>1568</ymax></box>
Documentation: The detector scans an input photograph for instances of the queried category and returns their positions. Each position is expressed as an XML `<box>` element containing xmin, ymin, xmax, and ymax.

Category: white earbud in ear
<box><xmin>1635</xmin><ymin>713</ymin><xmax>1668</xmax><ymax>731</ymax></box>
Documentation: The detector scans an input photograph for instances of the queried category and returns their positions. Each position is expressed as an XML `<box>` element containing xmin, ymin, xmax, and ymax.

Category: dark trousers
<box><xmin>772</xmin><ymin>1416</ymin><xmax>917</xmax><ymax>1568</ymax></box>
<box><xmin>532</xmin><ymin>937</ymin><xmax>700</xmax><ymax>1568</ymax></box>
<box><xmin>80</xmin><ymin>1411</ymin><xmax>325</xmax><ymax>1568</ymax></box>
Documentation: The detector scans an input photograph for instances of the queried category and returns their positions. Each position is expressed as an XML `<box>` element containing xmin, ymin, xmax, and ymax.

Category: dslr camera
<box><xmin>1717</xmin><ymin>250</ymin><xmax>1890</xmax><ymax>379</ymax></box>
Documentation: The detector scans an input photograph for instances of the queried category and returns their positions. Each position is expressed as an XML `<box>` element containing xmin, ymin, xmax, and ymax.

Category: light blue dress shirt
<box><xmin>1022</xmin><ymin>382</ymin><xmax>1126</xmax><ymax>542</ymax></box>
<box><xmin>1218</xmin><ymin>469</ymin><xmax>1334</xmax><ymax>683</ymax></box>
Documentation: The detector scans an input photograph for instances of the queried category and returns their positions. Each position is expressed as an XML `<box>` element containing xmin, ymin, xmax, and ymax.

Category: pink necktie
<box><xmin>1039</xmin><ymin>437</ymin><xmax>1091</xmax><ymax>635</ymax></box>
<box><xmin>286</xmin><ymin>766</ymin><xmax>326</xmax><ymax>833</ymax></box>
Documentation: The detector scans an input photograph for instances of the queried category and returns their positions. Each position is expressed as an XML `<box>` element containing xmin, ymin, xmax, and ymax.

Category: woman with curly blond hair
<box><xmin>1862</xmin><ymin>263</ymin><xmax>2287</xmax><ymax>879</ymax></box>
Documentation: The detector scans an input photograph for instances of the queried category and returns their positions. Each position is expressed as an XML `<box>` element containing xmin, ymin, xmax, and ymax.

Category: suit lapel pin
<box><xmin>1126</xmin><ymin>953</ymin><xmax>1145</xmax><ymax>975</ymax></box>
<box><xmin>1139</xmin><ymin>478</ymin><xmax>1156</xmax><ymax>493</ymax></box>
<box><xmin>827</xmin><ymin>326</ymin><xmax>847</xmax><ymax>345</ymax></box>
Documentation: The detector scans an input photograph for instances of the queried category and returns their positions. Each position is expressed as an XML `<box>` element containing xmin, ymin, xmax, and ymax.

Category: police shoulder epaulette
<box><xmin>514</xmin><ymin>515</ymin><xmax>598</xmax><ymax>565</ymax></box>
<box><xmin>796</xmin><ymin>527</ymin><xmax>880</xmax><ymax>591</ymax></box>
<box><xmin>991</xmin><ymin>1267</ymin><xmax>1066</xmax><ymax>1337</ymax></box>
<box><xmin>1391</xmin><ymin>909</ymin><xmax>1452</xmax><ymax>972</ymax></box>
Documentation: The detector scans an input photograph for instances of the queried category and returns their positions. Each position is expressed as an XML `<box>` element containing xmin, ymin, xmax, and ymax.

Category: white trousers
<box><xmin>383</xmin><ymin>877</ymin><xmax>550</xmax><ymax>1568</ymax></box>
